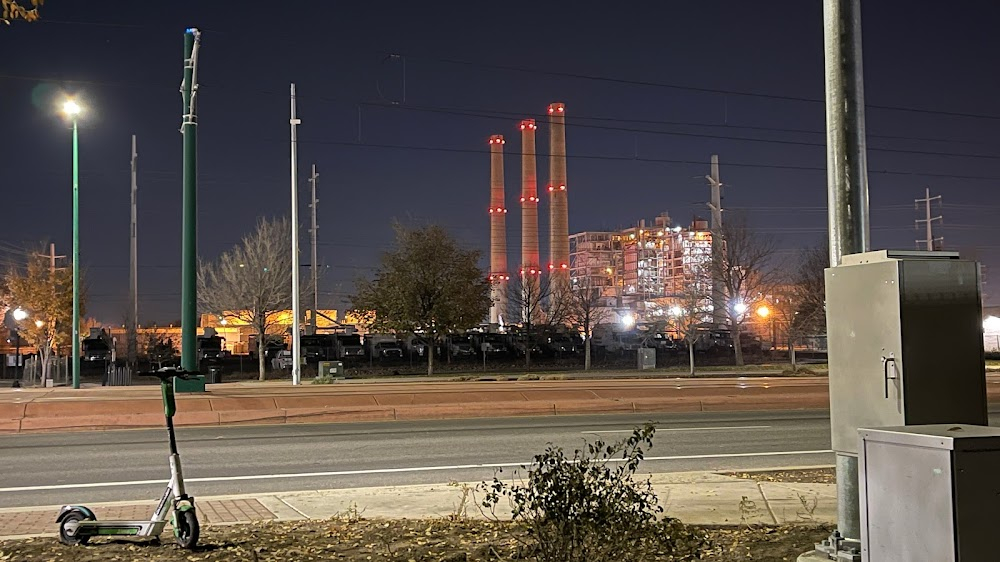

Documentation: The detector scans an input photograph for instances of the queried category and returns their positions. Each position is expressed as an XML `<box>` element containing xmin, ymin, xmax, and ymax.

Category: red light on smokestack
<box><xmin>547</xmin><ymin>103</ymin><xmax>565</xmax><ymax>115</ymax></box>
<box><xmin>559</xmin><ymin>184</ymin><xmax>566</xmax><ymax>191</ymax></box>
<box><xmin>488</xmin><ymin>134</ymin><xmax>505</xmax><ymax>145</ymax></box>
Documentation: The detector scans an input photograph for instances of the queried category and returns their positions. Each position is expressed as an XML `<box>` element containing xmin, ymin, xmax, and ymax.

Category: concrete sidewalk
<box><xmin>0</xmin><ymin>467</ymin><xmax>837</xmax><ymax>540</ymax></box>
<box><xmin>0</xmin><ymin>377</ymin><xmax>835</xmax><ymax>434</ymax></box>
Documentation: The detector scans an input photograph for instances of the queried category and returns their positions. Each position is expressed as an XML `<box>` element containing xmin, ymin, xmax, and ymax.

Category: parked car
<box><xmin>449</xmin><ymin>335</ymin><xmax>475</xmax><ymax>356</ymax></box>
<box><xmin>271</xmin><ymin>349</ymin><xmax>304</xmax><ymax>370</ymax></box>
<box><xmin>544</xmin><ymin>334</ymin><xmax>578</xmax><ymax>354</ymax></box>
<box><xmin>373</xmin><ymin>341</ymin><xmax>404</xmax><ymax>359</ymax></box>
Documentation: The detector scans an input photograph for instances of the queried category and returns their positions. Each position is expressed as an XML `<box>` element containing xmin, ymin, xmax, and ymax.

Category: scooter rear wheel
<box><xmin>174</xmin><ymin>510</ymin><xmax>199</xmax><ymax>549</ymax></box>
<box><xmin>58</xmin><ymin>513</ymin><xmax>91</xmax><ymax>546</ymax></box>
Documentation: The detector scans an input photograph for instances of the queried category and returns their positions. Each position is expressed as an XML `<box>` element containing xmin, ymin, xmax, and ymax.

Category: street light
<box><xmin>669</xmin><ymin>305</ymin><xmax>683</xmax><ymax>317</ymax></box>
<box><xmin>11</xmin><ymin>308</ymin><xmax>27</xmax><ymax>382</ymax></box>
<box><xmin>62</xmin><ymin>98</ymin><xmax>82</xmax><ymax>389</ymax></box>
<box><xmin>733</xmin><ymin>301</ymin><xmax>748</xmax><ymax>315</ymax></box>
<box><xmin>756</xmin><ymin>305</ymin><xmax>770</xmax><ymax>318</ymax></box>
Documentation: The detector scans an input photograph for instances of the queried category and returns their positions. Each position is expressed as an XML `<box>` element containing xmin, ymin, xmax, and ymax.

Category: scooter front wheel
<box><xmin>173</xmin><ymin>510</ymin><xmax>199</xmax><ymax>549</ymax></box>
<box><xmin>58</xmin><ymin>513</ymin><xmax>91</xmax><ymax>546</ymax></box>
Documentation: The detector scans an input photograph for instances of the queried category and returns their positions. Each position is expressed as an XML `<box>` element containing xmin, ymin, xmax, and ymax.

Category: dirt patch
<box><xmin>723</xmin><ymin>467</ymin><xmax>835</xmax><ymax>484</ymax></box>
<box><xmin>0</xmin><ymin>518</ymin><xmax>834</xmax><ymax>561</ymax></box>
<box><xmin>701</xmin><ymin>524</ymin><xmax>834</xmax><ymax>561</ymax></box>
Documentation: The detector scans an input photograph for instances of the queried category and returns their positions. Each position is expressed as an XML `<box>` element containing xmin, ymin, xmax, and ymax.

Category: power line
<box><xmin>396</xmin><ymin>52</ymin><xmax>1000</xmax><ymax>122</ymax></box>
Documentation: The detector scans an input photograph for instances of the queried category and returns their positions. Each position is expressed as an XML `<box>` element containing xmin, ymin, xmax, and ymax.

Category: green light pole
<box><xmin>180</xmin><ymin>28</ymin><xmax>202</xmax><ymax>372</ymax></box>
<box><xmin>63</xmin><ymin>100</ymin><xmax>82</xmax><ymax>389</ymax></box>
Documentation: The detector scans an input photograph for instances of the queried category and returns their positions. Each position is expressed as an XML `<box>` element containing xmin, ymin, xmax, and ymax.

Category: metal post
<box><xmin>706</xmin><ymin>155</ymin><xmax>724</xmax><ymax>327</ymax></box>
<box><xmin>824</xmin><ymin>0</ymin><xmax>870</xmax><ymax>543</ymax></box>
<box><xmin>309</xmin><ymin>164</ymin><xmax>319</xmax><ymax>336</ymax></box>
<box><xmin>128</xmin><ymin>135</ymin><xmax>139</xmax><ymax>368</ymax></box>
<box><xmin>71</xmin><ymin>117</ymin><xmax>80</xmax><ymax>389</ymax></box>
<box><xmin>180</xmin><ymin>28</ymin><xmax>202</xmax><ymax>372</ymax></box>
<box><xmin>290</xmin><ymin>83</ymin><xmax>302</xmax><ymax>386</ymax></box>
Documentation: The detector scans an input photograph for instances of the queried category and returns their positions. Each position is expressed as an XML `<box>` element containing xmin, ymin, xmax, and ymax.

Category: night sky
<box><xmin>3</xmin><ymin>1</ymin><xmax>1000</xmax><ymax>324</ymax></box>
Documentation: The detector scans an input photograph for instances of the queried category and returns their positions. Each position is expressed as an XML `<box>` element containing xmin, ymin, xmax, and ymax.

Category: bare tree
<box><xmin>507</xmin><ymin>274</ymin><xmax>572</xmax><ymax>370</ymax></box>
<box><xmin>352</xmin><ymin>223</ymin><xmax>491</xmax><ymax>376</ymax></box>
<box><xmin>140</xmin><ymin>328</ymin><xmax>178</xmax><ymax>370</ymax></box>
<box><xmin>667</xmin><ymin>264</ymin><xmax>714</xmax><ymax>375</ymax></box>
<box><xmin>784</xmin><ymin>242</ymin><xmax>828</xmax><ymax>370</ymax></box>
<box><xmin>199</xmin><ymin>217</ymin><xmax>294</xmax><ymax>381</ymax></box>
<box><xmin>710</xmin><ymin>217</ymin><xmax>779</xmax><ymax>366</ymax></box>
<box><xmin>567</xmin><ymin>279</ymin><xmax>612</xmax><ymax>371</ymax></box>
<box><xmin>4</xmin><ymin>248</ymin><xmax>81</xmax><ymax>383</ymax></box>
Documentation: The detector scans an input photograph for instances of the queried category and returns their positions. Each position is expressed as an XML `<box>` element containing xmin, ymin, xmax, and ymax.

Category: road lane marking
<box><xmin>585</xmin><ymin>425</ymin><xmax>770</xmax><ymax>434</ymax></box>
<box><xmin>0</xmin><ymin>449</ymin><xmax>833</xmax><ymax>493</ymax></box>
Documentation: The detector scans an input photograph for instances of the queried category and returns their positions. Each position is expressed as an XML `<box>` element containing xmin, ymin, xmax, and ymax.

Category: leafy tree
<box><xmin>566</xmin><ymin>278</ymin><xmax>611</xmax><ymax>371</ymax></box>
<box><xmin>710</xmin><ymin>217</ymin><xmax>779</xmax><ymax>366</ymax></box>
<box><xmin>4</xmin><ymin>249</ymin><xmax>82</xmax><ymax>382</ymax></box>
<box><xmin>199</xmin><ymin>217</ymin><xmax>296</xmax><ymax>381</ymax></box>
<box><xmin>351</xmin><ymin>223</ymin><xmax>491</xmax><ymax>376</ymax></box>
<box><xmin>1</xmin><ymin>0</ymin><xmax>42</xmax><ymax>24</ymax></box>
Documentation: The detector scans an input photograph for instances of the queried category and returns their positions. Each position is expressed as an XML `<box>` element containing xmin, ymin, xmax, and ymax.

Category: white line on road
<box><xmin>0</xmin><ymin>450</ymin><xmax>833</xmax><ymax>493</ymax></box>
<box><xmin>585</xmin><ymin>425</ymin><xmax>770</xmax><ymax>434</ymax></box>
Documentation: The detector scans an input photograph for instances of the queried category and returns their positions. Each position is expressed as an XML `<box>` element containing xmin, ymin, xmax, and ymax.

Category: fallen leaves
<box><xmin>0</xmin><ymin>518</ymin><xmax>833</xmax><ymax>561</ymax></box>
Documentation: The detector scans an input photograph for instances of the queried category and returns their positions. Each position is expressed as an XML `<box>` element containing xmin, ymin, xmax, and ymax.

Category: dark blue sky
<box><xmin>3</xmin><ymin>1</ymin><xmax>1000</xmax><ymax>323</ymax></box>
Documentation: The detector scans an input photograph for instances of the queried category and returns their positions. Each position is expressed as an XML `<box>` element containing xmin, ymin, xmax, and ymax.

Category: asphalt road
<box><xmin>0</xmin><ymin>409</ymin><xmax>995</xmax><ymax>509</ymax></box>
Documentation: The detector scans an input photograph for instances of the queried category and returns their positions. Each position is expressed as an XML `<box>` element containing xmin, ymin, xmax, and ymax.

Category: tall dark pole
<box><xmin>180</xmin><ymin>28</ymin><xmax>201</xmax><ymax>372</ymax></box>
<box><xmin>127</xmin><ymin>135</ymin><xmax>139</xmax><ymax>369</ymax></box>
<box><xmin>824</xmin><ymin>0</ymin><xmax>870</xmax><ymax>542</ymax></box>
<box><xmin>71</xmin><ymin>116</ymin><xmax>80</xmax><ymax>389</ymax></box>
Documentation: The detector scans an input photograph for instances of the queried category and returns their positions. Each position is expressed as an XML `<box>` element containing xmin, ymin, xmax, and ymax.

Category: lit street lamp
<box><xmin>12</xmin><ymin>308</ymin><xmax>27</xmax><ymax>383</ymax></box>
<box><xmin>62</xmin><ymin>99</ymin><xmax>82</xmax><ymax>389</ymax></box>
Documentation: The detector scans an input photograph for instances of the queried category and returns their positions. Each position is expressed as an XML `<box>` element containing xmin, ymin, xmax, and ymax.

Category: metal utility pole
<box><xmin>70</xmin><ymin>111</ymin><xmax>81</xmax><ymax>389</ymax></box>
<box><xmin>308</xmin><ymin>164</ymin><xmax>319</xmax><ymax>336</ymax></box>
<box><xmin>706</xmin><ymin>154</ymin><xmax>724</xmax><ymax>327</ymax></box>
<box><xmin>915</xmin><ymin>187</ymin><xmax>942</xmax><ymax>251</ymax></box>
<box><xmin>289</xmin><ymin>83</ymin><xmax>302</xmax><ymax>386</ymax></box>
<box><xmin>823</xmin><ymin>0</ymin><xmax>870</xmax><ymax>545</ymax></box>
<box><xmin>127</xmin><ymin>135</ymin><xmax>139</xmax><ymax>368</ymax></box>
<box><xmin>180</xmin><ymin>27</ymin><xmax>202</xmax><ymax>372</ymax></box>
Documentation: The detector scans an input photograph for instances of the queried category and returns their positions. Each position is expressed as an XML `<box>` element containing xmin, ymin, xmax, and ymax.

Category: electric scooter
<box><xmin>56</xmin><ymin>367</ymin><xmax>200</xmax><ymax>548</ymax></box>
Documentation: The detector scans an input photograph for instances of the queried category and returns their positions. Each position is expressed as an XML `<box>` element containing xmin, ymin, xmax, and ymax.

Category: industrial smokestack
<box><xmin>488</xmin><ymin>134</ymin><xmax>509</xmax><ymax>326</ymax></box>
<box><xmin>519</xmin><ymin>120</ymin><xmax>540</xmax><ymax>278</ymax></box>
<box><xmin>547</xmin><ymin>102</ymin><xmax>569</xmax><ymax>288</ymax></box>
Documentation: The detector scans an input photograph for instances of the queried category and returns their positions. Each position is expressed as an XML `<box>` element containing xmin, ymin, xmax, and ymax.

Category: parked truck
<box><xmin>197</xmin><ymin>327</ymin><xmax>225</xmax><ymax>362</ymax></box>
<box><xmin>82</xmin><ymin>328</ymin><xmax>114</xmax><ymax>363</ymax></box>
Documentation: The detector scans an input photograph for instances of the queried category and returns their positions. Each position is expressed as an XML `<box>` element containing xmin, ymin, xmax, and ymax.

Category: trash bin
<box><xmin>204</xmin><ymin>365</ymin><xmax>222</xmax><ymax>384</ymax></box>
<box><xmin>174</xmin><ymin>374</ymin><xmax>206</xmax><ymax>393</ymax></box>
<box><xmin>318</xmin><ymin>361</ymin><xmax>344</xmax><ymax>378</ymax></box>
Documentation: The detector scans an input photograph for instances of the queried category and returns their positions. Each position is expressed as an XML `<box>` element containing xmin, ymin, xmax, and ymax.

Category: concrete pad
<box><xmin>0</xmin><ymin>418</ymin><xmax>20</xmax><ymax>433</ymax></box>
<box><xmin>278</xmin><ymin>483</ymin><xmax>486</xmax><ymax>520</ymax></box>
<box><xmin>0</xmin><ymin>403</ymin><xmax>26</xmax><ymax>418</ymax></box>
<box><xmin>173</xmin><ymin>411</ymin><xmax>222</xmax><ymax>426</ymax></box>
<box><xmin>393</xmin><ymin>401</ymin><xmax>555</xmax><ymax>420</ymax></box>
<box><xmin>217</xmin><ymin>409</ymin><xmax>287</xmax><ymax>425</ymax></box>
<box><xmin>553</xmin><ymin>399</ymin><xmax>635</xmax><ymax>415</ymax></box>
<box><xmin>273</xmin><ymin>395</ymin><xmax>379</xmax><ymax>409</ymax></box>
<box><xmin>653</xmin><ymin>481</ymin><xmax>772</xmax><ymax>525</ymax></box>
<box><xmin>18</xmin><ymin>413</ymin><xmax>166</xmax><ymax>432</ymax></box>
<box><xmin>209</xmin><ymin>397</ymin><xmax>278</xmax><ymax>411</ymax></box>
<box><xmin>256</xmin><ymin>495</ymin><xmax>309</xmax><ymax>520</ymax></box>
<box><xmin>518</xmin><ymin>389</ymin><xmax>599</xmax><ymax>401</ymax></box>
<box><xmin>648</xmin><ymin>471</ymin><xmax>751</xmax><ymax>485</ymax></box>
<box><xmin>23</xmin><ymin>399</ymin><xmax>163</xmax><ymax>418</ymax></box>
<box><xmin>283</xmin><ymin>406</ymin><xmax>396</xmax><ymax>424</ymax></box>
<box><xmin>759</xmin><ymin>482</ymin><xmax>837</xmax><ymax>524</ymax></box>
<box><xmin>630</xmin><ymin>398</ymin><xmax>703</xmax><ymax>413</ymax></box>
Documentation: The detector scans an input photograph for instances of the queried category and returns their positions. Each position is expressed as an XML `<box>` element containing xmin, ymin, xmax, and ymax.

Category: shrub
<box><xmin>481</xmin><ymin>423</ymin><xmax>707</xmax><ymax>561</ymax></box>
